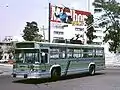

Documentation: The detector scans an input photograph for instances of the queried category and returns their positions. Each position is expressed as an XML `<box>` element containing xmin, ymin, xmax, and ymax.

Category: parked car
<box><xmin>8</xmin><ymin>59</ymin><xmax>14</xmax><ymax>64</ymax></box>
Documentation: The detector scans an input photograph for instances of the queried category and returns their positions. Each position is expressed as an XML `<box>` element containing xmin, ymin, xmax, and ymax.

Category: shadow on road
<box><xmin>13</xmin><ymin>72</ymin><xmax>105</xmax><ymax>84</ymax></box>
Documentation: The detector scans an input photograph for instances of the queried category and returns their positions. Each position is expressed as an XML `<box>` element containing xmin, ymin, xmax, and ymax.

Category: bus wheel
<box><xmin>51</xmin><ymin>68</ymin><xmax>61</xmax><ymax>80</ymax></box>
<box><xmin>13</xmin><ymin>74</ymin><xmax>16</xmax><ymax>78</ymax></box>
<box><xmin>89</xmin><ymin>65</ymin><xmax>95</xmax><ymax>75</ymax></box>
<box><xmin>24</xmin><ymin>74</ymin><xmax>28</xmax><ymax>78</ymax></box>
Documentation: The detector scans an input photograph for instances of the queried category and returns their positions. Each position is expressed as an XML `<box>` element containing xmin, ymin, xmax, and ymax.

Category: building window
<box><xmin>97</xmin><ymin>36</ymin><xmax>102</xmax><ymax>39</ymax></box>
<box><xmin>54</xmin><ymin>31</ymin><xmax>64</xmax><ymax>35</ymax></box>
<box><xmin>75</xmin><ymin>28</ymin><xmax>84</xmax><ymax>31</ymax></box>
<box><xmin>95</xmin><ymin>30</ymin><xmax>102</xmax><ymax>33</ymax></box>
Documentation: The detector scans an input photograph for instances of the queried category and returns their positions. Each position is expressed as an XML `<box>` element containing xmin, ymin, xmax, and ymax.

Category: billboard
<box><xmin>50</xmin><ymin>4</ymin><xmax>91</xmax><ymax>26</ymax></box>
<box><xmin>49</xmin><ymin>3</ymin><xmax>91</xmax><ymax>43</ymax></box>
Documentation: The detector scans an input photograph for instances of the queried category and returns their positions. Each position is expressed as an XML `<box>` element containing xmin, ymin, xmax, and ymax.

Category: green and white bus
<box><xmin>12</xmin><ymin>41</ymin><xmax>105</xmax><ymax>78</ymax></box>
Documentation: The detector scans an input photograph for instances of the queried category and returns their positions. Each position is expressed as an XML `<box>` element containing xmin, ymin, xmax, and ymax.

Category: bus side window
<box><xmin>50</xmin><ymin>47</ymin><xmax>59</xmax><ymax>59</ymax></box>
<box><xmin>95</xmin><ymin>48</ymin><xmax>104</xmax><ymax>57</ymax></box>
<box><xmin>67</xmin><ymin>48</ymin><xmax>74</xmax><ymax>58</ymax></box>
<box><xmin>88</xmin><ymin>49</ymin><xmax>94</xmax><ymax>57</ymax></box>
<box><xmin>82</xmin><ymin>48</ymin><xmax>93</xmax><ymax>58</ymax></box>
<box><xmin>82</xmin><ymin>48</ymin><xmax>88</xmax><ymax>58</ymax></box>
<box><xmin>59</xmin><ymin>47</ymin><xmax>66</xmax><ymax>59</ymax></box>
<box><xmin>73</xmin><ymin>49</ymin><xmax>81</xmax><ymax>58</ymax></box>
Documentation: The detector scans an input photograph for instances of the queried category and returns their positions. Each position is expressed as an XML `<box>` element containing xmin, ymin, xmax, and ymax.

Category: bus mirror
<box><xmin>42</xmin><ymin>52</ymin><xmax>45</xmax><ymax>56</ymax></box>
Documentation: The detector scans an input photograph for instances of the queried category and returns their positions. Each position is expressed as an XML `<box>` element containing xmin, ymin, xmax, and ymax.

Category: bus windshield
<box><xmin>14</xmin><ymin>49</ymin><xmax>39</xmax><ymax>64</ymax></box>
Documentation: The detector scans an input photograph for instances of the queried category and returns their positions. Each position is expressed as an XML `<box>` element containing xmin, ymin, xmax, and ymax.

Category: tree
<box><xmin>85</xmin><ymin>14</ymin><xmax>97</xmax><ymax>44</ymax></box>
<box><xmin>93</xmin><ymin>0</ymin><xmax>120</xmax><ymax>53</ymax></box>
<box><xmin>22</xmin><ymin>21</ymin><xmax>43</xmax><ymax>41</ymax></box>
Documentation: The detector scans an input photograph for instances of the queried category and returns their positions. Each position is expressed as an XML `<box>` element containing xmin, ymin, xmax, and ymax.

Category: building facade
<box><xmin>0</xmin><ymin>36</ymin><xmax>18</xmax><ymax>61</ymax></box>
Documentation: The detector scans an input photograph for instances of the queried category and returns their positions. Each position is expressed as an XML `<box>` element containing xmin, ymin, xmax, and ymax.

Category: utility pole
<box><xmin>87</xmin><ymin>0</ymin><xmax>90</xmax><ymax>12</ymax></box>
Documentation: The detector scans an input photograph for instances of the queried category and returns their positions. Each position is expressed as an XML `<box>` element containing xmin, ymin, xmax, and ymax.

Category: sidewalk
<box><xmin>0</xmin><ymin>63</ymin><xmax>13</xmax><ymax>67</ymax></box>
<box><xmin>0</xmin><ymin>63</ymin><xmax>12</xmax><ymax>75</ymax></box>
<box><xmin>105</xmin><ymin>63</ymin><xmax>120</xmax><ymax>69</ymax></box>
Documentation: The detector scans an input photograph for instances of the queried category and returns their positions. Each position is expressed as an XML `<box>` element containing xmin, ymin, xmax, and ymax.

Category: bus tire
<box><xmin>24</xmin><ymin>74</ymin><xmax>28</xmax><ymax>78</ymax></box>
<box><xmin>89</xmin><ymin>65</ymin><xmax>95</xmax><ymax>75</ymax></box>
<box><xmin>13</xmin><ymin>74</ymin><xmax>16</xmax><ymax>78</ymax></box>
<box><xmin>51</xmin><ymin>67</ymin><xmax>61</xmax><ymax>80</ymax></box>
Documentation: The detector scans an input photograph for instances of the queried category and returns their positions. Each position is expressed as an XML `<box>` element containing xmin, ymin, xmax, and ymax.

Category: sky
<box><xmin>0</xmin><ymin>0</ymin><xmax>90</xmax><ymax>41</ymax></box>
<box><xmin>0</xmin><ymin>0</ymin><xmax>120</xmax><ymax>41</ymax></box>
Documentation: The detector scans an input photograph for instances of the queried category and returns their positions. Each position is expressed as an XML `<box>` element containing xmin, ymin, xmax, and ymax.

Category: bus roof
<box><xmin>16</xmin><ymin>41</ymin><xmax>104</xmax><ymax>49</ymax></box>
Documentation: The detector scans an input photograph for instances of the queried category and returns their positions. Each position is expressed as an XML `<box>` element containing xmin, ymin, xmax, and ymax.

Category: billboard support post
<box><xmin>48</xmin><ymin>3</ymin><xmax>51</xmax><ymax>42</ymax></box>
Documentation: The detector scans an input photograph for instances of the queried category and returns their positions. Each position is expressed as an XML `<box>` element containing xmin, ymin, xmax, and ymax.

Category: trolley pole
<box><xmin>41</xmin><ymin>25</ymin><xmax>47</xmax><ymax>42</ymax></box>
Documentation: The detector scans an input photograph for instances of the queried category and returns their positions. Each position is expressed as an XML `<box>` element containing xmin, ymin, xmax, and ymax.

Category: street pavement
<box><xmin>0</xmin><ymin>70</ymin><xmax>3</xmax><ymax>74</ymax></box>
<box><xmin>0</xmin><ymin>63</ymin><xmax>120</xmax><ymax>75</ymax></box>
<box><xmin>0</xmin><ymin>68</ymin><xmax>120</xmax><ymax>90</ymax></box>
<box><xmin>0</xmin><ymin>63</ymin><xmax>120</xmax><ymax>76</ymax></box>
<box><xmin>1</xmin><ymin>63</ymin><xmax>120</xmax><ymax>90</ymax></box>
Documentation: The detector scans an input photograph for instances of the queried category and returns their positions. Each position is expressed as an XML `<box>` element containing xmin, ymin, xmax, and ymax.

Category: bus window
<box><xmin>95</xmin><ymin>48</ymin><xmax>104</xmax><ymax>57</ymax></box>
<box><xmin>41</xmin><ymin>49</ymin><xmax>48</xmax><ymax>53</ymax></box>
<box><xmin>88</xmin><ymin>49</ymin><xmax>94</xmax><ymax>57</ymax></box>
<box><xmin>67</xmin><ymin>48</ymin><xmax>74</xmax><ymax>58</ymax></box>
<box><xmin>82</xmin><ymin>48</ymin><xmax>88</xmax><ymax>58</ymax></box>
<box><xmin>73</xmin><ymin>49</ymin><xmax>81</xmax><ymax>58</ymax></box>
<box><xmin>59</xmin><ymin>47</ymin><xmax>66</xmax><ymax>59</ymax></box>
<box><xmin>82</xmin><ymin>48</ymin><xmax>94</xmax><ymax>58</ymax></box>
<box><xmin>50</xmin><ymin>48</ymin><xmax>59</xmax><ymax>59</ymax></box>
<box><xmin>14</xmin><ymin>49</ymin><xmax>39</xmax><ymax>64</ymax></box>
<box><xmin>15</xmin><ymin>52</ymin><xmax>24</xmax><ymax>63</ymax></box>
<box><xmin>25</xmin><ymin>53</ymin><xmax>39</xmax><ymax>64</ymax></box>
<box><xmin>50</xmin><ymin>47</ymin><xmax>66</xmax><ymax>59</ymax></box>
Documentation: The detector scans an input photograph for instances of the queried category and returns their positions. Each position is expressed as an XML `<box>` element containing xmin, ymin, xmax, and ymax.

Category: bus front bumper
<box><xmin>12</xmin><ymin>71</ymin><xmax>50</xmax><ymax>78</ymax></box>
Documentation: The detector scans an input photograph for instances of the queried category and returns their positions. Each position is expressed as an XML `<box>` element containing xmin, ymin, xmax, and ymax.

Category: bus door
<box><xmin>40</xmin><ymin>48</ymin><xmax>49</xmax><ymax>72</ymax></box>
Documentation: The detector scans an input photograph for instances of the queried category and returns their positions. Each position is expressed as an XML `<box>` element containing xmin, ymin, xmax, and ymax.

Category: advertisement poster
<box><xmin>49</xmin><ymin>3</ymin><xmax>91</xmax><ymax>43</ymax></box>
<box><xmin>50</xmin><ymin>4</ymin><xmax>91</xmax><ymax>25</ymax></box>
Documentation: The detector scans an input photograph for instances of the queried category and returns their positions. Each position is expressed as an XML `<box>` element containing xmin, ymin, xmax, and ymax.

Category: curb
<box><xmin>0</xmin><ymin>70</ymin><xmax>3</xmax><ymax>74</ymax></box>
